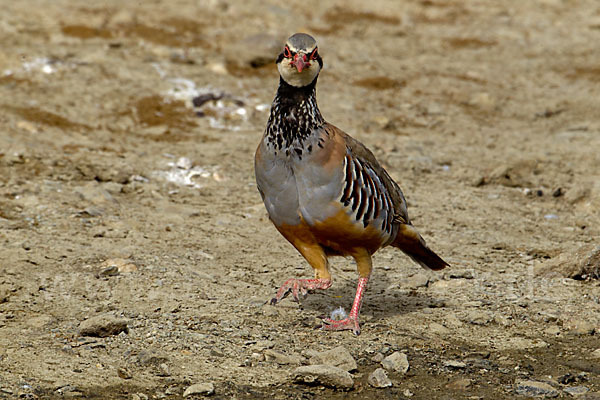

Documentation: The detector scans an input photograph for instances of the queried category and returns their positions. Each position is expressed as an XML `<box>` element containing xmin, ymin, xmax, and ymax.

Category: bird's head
<box><xmin>277</xmin><ymin>33</ymin><xmax>322</xmax><ymax>88</ymax></box>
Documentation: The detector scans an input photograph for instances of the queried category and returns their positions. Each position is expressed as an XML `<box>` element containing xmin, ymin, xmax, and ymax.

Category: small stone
<box><xmin>117</xmin><ymin>367</ymin><xmax>132</xmax><ymax>379</ymax></box>
<box><xmin>101</xmin><ymin>258</ymin><xmax>138</xmax><ymax>274</ymax></box>
<box><xmin>368</xmin><ymin>368</ymin><xmax>392</xmax><ymax>388</ymax></box>
<box><xmin>469</xmin><ymin>92</ymin><xmax>496</xmax><ymax>111</ymax></box>
<box><xmin>371</xmin><ymin>352</ymin><xmax>385</xmax><ymax>363</ymax></box>
<box><xmin>183</xmin><ymin>383</ymin><xmax>214</xmax><ymax>397</ymax></box>
<box><xmin>444</xmin><ymin>360</ymin><xmax>467</xmax><ymax>369</ymax></box>
<box><xmin>99</xmin><ymin>265</ymin><xmax>119</xmax><ymax>277</ymax></box>
<box><xmin>292</xmin><ymin>365</ymin><xmax>354</xmax><ymax>389</ymax></box>
<box><xmin>136</xmin><ymin>350</ymin><xmax>168</xmax><ymax>366</ymax></box>
<box><xmin>544</xmin><ymin>326</ymin><xmax>561</xmax><ymax>336</ymax></box>
<box><xmin>264</xmin><ymin>349</ymin><xmax>303</xmax><ymax>365</ymax></box>
<box><xmin>401</xmin><ymin>273</ymin><xmax>429</xmax><ymax>289</ymax></box>
<box><xmin>565</xmin><ymin>318</ymin><xmax>596</xmax><ymax>336</ymax></box>
<box><xmin>79</xmin><ymin>314</ymin><xmax>128</xmax><ymax>337</ymax></box>
<box><xmin>17</xmin><ymin>120</ymin><xmax>38</xmax><ymax>133</ymax></box>
<box><xmin>27</xmin><ymin>314</ymin><xmax>54</xmax><ymax>328</ymax></box>
<box><xmin>0</xmin><ymin>287</ymin><xmax>9</xmax><ymax>303</ymax></box>
<box><xmin>157</xmin><ymin>363</ymin><xmax>170</xmax><ymax>377</ymax></box>
<box><xmin>446</xmin><ymin>378</ymin><xmax>472</xmax><ymax>390</ymax></box>
<box><xmin>309</xmin><ymin>346</ymin><xmax>357</xmax><ymax>372</ymax></box>
<box><xmin>381</xmin><ymin>352</ymin><xmax>409</xmax><ymax>374</ymax></box>
<box><xmin>535</xmin><ymin>244</ymin><xmax>600</xmax><ymax>279</ymax></box>
<box><xmin>447</xmin><ymin>269</ymin><xmax>475</xmax><ymax>279</ymax></box>
<box><xmin>591</xmin><ymin>348</ymin><xmax>600</xmax><ymax>359</ymax></box>
<box><xmin>465</xmin><ymin>310</ymin><xmax>492</xmax><ymax>325</ymax></box>
<box><xmin>428</xmin><ymin>322</ymin><xmax>450</xmax><ymax>335</ymax></box>
<box><xmin>565</xmin><ymin>185</ymin><xmax>590</xmax><ymax>204</ymax></box>
<box><xmin>515</xmin><ymin>380</ymin><xmax>559</xmax><ymax>398</ymax></box>
<box><xmin>210</xmin><ymin>348</ymin><xmax>224</xmax><ymax>357</ymax></box>
<box><xmin>564</xmin><ymin>386</ymin><xmax>589</xmax><ymax>397</ymax></box>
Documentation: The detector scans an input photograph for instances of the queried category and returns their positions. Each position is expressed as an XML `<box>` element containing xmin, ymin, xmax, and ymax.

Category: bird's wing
<box><xmin>323</xmin><ymin>123</ymin><xmax>411</xmax><ymax>229</ymax></box>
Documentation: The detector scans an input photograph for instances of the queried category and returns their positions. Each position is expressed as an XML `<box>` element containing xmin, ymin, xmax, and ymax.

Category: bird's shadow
<box><xmin>284</xmin><ymin>276</ymin><xmax>444</xmax><ymax>322</ymax></box>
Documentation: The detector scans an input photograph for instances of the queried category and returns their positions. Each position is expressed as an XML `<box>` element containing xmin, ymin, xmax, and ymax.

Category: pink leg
<box><xmin>270</xmin><ymin>278</ymin><xmax>332</xmax><ymax>305</ymax></box>
<box><xmin>322</xmin><ymin>276</ymin><xmax>369</xmax><ymax>335</ymax></box>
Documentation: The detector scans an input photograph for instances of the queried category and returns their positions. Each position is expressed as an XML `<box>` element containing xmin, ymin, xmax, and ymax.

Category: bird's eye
<box><xmin>310</xmin><ymin>48</ymin><xmax>319</xmax><ymax>60</ymax></box>
<box><xmin>283</xmin><ymin>46</ymin><xmax>292</xmax><ymax>58</ymax></box>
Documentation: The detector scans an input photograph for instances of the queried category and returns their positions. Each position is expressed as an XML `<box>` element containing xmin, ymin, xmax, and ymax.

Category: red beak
<box><xmin>292</xmin><ymin>53</ymin><xmax>309</xmax><ymax>72</ymax></box>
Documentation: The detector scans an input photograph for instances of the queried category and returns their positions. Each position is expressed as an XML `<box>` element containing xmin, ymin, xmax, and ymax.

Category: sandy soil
<box><xmin>1</xmin><ymin>0</ymin><xmax>600</xmax><ymax>398</ymax></box>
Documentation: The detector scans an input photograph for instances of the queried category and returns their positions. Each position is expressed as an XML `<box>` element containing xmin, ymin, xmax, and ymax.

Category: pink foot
<box><xmin>322</xmin><ymin>317</ymin><xmax>361</xmax><ymax>335</ymax></box>
<box><xmin>270</xmin><ymin>278</ymin><xmax>332</xmax><ymax>305</ymax></box>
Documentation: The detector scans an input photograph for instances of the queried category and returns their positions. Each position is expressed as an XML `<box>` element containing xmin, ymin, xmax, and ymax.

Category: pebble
<box><xmin>564</xmin><ymin>386</ymin><xmax>589</xmax><ymax>397</ymax></box>
<box><xmin>117</xmin><ymin>367</ymin><xmax>132</xmax><ymax>379</ymax></box>
<box><xmin>136</xmin><ymin>350</ymin><xmax>168</xmax><ymax>366</ymax></box>
<box><xmin>79</xmin><ymin>314</ymin><xmax>128</xmax><ymax>337</ymax></box>
<box><xmin>535</xmin><ymin>244</ymin><xmax>600</xmax><ymax>280</ymax></box>
<box><xmin>381</xmin><ymin>352</ymin><xmax>409</xmax><ymax>374</ymax></box>
<box><xmin>428</xmin><ymin>322</ymin><xmax>450</xmax><ymax>335</ymax></box>
<box><xmin>264</xmin><ymin>349</ymin><xmax>303</xmax><ymax>365</ymax></box>
<box><xmin>157</xmin><ymin>363</ymin><xmax>170</xmax><ymax>377</ymax></box>
<box><xmin>565</xmin><ymin>318</ymin><xmax>596</xmax><ymax>336</ymax></box>
<box><xmin>367</xmin><ymin>368</ymin><xmax>392</xmax><ymax>388</ymax></box>
<box><xmin>544</xmin><ymin>326</ymin><xmax>561</xmax><ymax>336</ymax></box>
<box><xmin>400</xmin><ymin>273</ymin><xmax>429</xmax><ymax>289</ymax></box>
<box><xmin>565</xmin><ymin>185</ymin><xmax>590</xmax><ymax>204</ymax></box>
<box><xmin>591</xmin><ymin>349</ymin><xmax>600</xmax><ymax>359</ymax></box>
<box><xmin>464</xmin><ymin>310</ymin><xmax>493</xmax><ymax>325</ymax></box>
<box><xmin>447</xmin><ymin>269</ymin><xmax>475</xmax><ymax>279</ymax></box>
<box><xmin>74</xmin><ymin>182</ymin><xmax>116</xmax><ymax>205</ymax></box>
<box><xmin>468</xmin><ymin>92</ymin><xmax>496</xmax><ymax>111</ymax></box>
<box><xmin>27</xmin><ymin>314</ymin><xmax>54</xmax><ymax>329</ymax></box>
<box><xmin>292</xmin><ymin>365</ymin><xmax>353</xmax><ymax>389</ymax></box>
<box><xmin>0</xmin><ymin>287</ymin><xmax>10</xmax><ymax>303</ymax></box>
<box><xmin>446</xmin><ymin>378</ymin><xmax>472</xmax><ymax>390</ymax></box>
<box><xmin>100</xmin><ymin>258</ymin><xmax>138</xmax><ymax>274</ymax></box>
<box><xmin>309</xmin><ymin>346</ymin><xmax>357</xmax><ymax>372</ymax></box>
<box><xmin>371</xmin><ymin>352</ymin><xmax>385</xmax><ymax>363</ymax></box>
<box><xmin>183</xmin><ymin>383</ymin><xmax>215</xmax><ymax>397</ymax></box>
<box><xmin>515</xmin><ymin>380</ymin><xmax>559</xmax><ymax>398</ymax></box>
<box><xmin>444</xmin><ymin>360</ymin><xmax>467</xmax><ymax>369</ymax></box>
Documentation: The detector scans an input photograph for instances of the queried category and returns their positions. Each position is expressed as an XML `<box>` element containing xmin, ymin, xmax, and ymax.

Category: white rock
<box><xmin>292</xmin><ymin>365</ymin><xmax>353</xmax><ymax>389</ymax></box>
<box><xmin>515</xmin><ymin>380</ymin><xmax>559</xmax><ymax>398</ymax></box>
<box><xmin>309</xmin><ymin>346</ymin><xmax>357</xmax><ymax>372</ymax></box>
<box><xmin>368</xmin><ymin>368</ymin><xmax>392</xmax><ymax>388</ymax></box>
<box><xmin>79</xmin><ymin>314</ymin><xmax>128</xmax><ymax>337</ymax></box>
<box><xmin>381</xmin><ymin>352</ymin><xmax>409</xmax><ymax>374</ymax></box>
<box><xmin>563</xmin><ymin>386</ymin><xmax>589</xmax><ymax>397</ymax></box>
<box><xmin>183</xmin><ymin>383</ymin><xmax>214</xmax><ymax>397</ymax></box>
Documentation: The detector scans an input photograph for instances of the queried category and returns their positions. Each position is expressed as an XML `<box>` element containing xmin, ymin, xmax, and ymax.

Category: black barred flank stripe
<box><xmin>340</xmin><ymin>153</ymin><xmax>395</xmax><ymax>234</ymax></box>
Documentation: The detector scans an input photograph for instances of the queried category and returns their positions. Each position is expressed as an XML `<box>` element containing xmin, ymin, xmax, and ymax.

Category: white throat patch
<box><xmin>278</xmin><ymin>59</ymin><xmax>320</xmax><ymax>87</ymax></box>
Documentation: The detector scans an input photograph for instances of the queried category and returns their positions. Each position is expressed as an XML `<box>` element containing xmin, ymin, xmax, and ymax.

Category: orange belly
<box><xmin>276</xmin><ymin>208</ymin><xmax>387</xmax><ymax>257</ymax></box>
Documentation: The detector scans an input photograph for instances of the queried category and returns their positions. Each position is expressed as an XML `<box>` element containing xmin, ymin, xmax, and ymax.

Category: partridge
<box><xmin>255</xmin><ymin>33</ymin><xmax>448</xmax><ymax>335</ymax></box>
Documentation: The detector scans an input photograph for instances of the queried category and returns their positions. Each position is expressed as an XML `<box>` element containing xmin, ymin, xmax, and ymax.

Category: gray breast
<box><xmin>255</xmin><ymin>140</ymin><xmax>301</xmax><ymax>226</ymax></box>
<box><xmin>291</xmin><ymin>137</ymin><xmax>344</xmax><ymax>226</ymax></box>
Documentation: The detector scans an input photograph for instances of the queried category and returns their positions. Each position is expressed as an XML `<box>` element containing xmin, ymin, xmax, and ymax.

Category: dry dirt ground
<box><xmin>1</xmin><ymin>0</ymin><xmax>600</xmax><ymax>399</ymax></box>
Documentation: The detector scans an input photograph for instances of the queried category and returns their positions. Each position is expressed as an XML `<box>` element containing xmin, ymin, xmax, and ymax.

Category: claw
<box><xmin>322</xmin><ymin>317</ymin><xmax>361</xmax><ymax>335</ymax></box>
<box><xmin>270</xmin><ymin>278</ymin><xmax>332</xmax><ymax>305</ymax></box>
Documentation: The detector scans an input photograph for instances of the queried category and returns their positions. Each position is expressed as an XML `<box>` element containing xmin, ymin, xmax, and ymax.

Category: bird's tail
<box><xmin>392</xmin><ymin>224</ymin><xmax>449</xmax><ymax>271</ymax></box>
